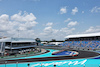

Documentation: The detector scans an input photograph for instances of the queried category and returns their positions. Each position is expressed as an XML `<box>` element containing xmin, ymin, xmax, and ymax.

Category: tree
<box><xmin>51</xmin><ymin>39</ymin><xmax>56</xmax><ymax>42</ymax></box>
<box><xmin>35</xmin><ymin>38</ymin><xmax>41</xmax><ymax>43</ymax></box>
<box><xmin>35</xmin><ymin>38</ymin><xmax>41</xmax><ymax>46</ymax></box>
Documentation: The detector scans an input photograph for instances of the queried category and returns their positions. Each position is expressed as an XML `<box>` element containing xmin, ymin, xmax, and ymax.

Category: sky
<box><xmin>0</xmin><ymin>0</ymin><xmax>100</xmax><ymax>40</ymax></box>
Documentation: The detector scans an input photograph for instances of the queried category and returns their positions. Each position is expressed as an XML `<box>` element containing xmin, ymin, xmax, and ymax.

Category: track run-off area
<box><xmin>0</xmin><ymin>46</ymin><xmax>100</xmax><ymax>67</ymax></box>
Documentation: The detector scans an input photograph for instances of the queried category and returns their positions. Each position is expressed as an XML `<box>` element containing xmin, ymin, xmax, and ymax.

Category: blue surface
<box><xmin>53</xmin><ymin>51</ymin><xmax>74</xmax><ymax>56</ymax></box>
<box><xmin>8</xmin><ymin>49</ymin><xmax>59</xmax><ymax>60</ymax></box>
<box><xmin>1</xmin><ymin>59</ymin><xmax>100</xmax><ymax>67</ymax></box>
<box><xmin>0</xmin><ymin>49</ymin><xmax>100</xmax><ymax>67</ymax></box>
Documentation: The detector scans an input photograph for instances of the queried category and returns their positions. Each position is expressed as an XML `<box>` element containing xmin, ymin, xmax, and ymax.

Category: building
<box><xmin>0</xmin><ymin>37</ymin><xmax>36</xmax><ymax>56</ymax></box>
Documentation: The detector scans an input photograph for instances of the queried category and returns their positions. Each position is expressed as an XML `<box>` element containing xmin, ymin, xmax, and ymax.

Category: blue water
<box><xmin>1</xmin><ymin>49</ymin><xmax>100</xmax><ymax>67</ymax></box>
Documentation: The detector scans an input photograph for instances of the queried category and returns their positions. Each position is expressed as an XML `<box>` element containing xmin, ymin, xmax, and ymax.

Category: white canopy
<box><xmin>65</xmin><ymin>32</ymin><xmax>100</xmax><ymax>38</ymax></box>
<box><xmin>0</xmin><ymin>38</ymin><xmax>11</xmax><ymax>42</ymax></box>
<box><xmin>49</xmin><ymin>42</ymin><xmax>63</xmax><ymax>45</ymax></box>
<box><xmin>0</xmin><ymin>38</ymin><xmax>35</xmax><ymax>42</ymax></box>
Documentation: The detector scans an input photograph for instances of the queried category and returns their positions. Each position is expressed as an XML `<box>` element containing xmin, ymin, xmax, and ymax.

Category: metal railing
<box><xmin>0</xmin><ymin>51</ymin><xmax>41</xmax><ymax>59</ymax></box>
<box><xmin>1</xmin><ymin>63</ymin><xmax>100</xmax><ymax>67</ymax></box>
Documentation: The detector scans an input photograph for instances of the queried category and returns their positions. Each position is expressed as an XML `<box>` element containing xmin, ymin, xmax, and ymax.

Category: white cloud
<box><xmin>67</xmin><ymin>21</ymin><xmax>78</xmax><ymax>27</ymax></box>
<box><xmin>60</xmin><ymin>27</ymin><xmax>75</xmax><ymax>34</ymax></box>
<box><xmin>44</xmin><ymin>27</ymin><xmax>52</xmax><ymax>33</ymax></box>
<box><xmin>0</xmin><ymin>14</ymin><xmax>13</xmax><ymax>32</ymax></box>
<box><xmin>60</xmin><ymin>7</ymin><xmax>67</xmax><ymax>14</ymax></box>
<box><xmin>0</xmin><ymin>14</ymin><xmax>9</xmax><ymax>24</ymax></box>
<box><xmin>91</xmin><ymin>6</ymin><xmax>100</xmax><ymax>13</ymax></box>
<box><xmin>46</xmin><ymin>22</ymin><xmax>53</xmax><ymax>27</ymax></box>
<box><xmin>0</xmin><ymin>11</ymin><xmax>77</xmax><ymax>40</ymax></box>
<box><xmin>85</xmin><ymin>26</ymin><xmax>100</xmax><ymax>33</ymax></box>
<box><xmin>0</xmin><ymin>11</ymin><xmax>38</xmax><ymax>38</ymax></box>
<box><xmin>71</xmin><ymin>7</ymin><xmax>78</xmax><ymax>15</ymax></box>
<box><xmin>64</xmin><ymin>18</ymin><xmax>72</xmax><ymax>22</ymax></box>
<box><xmin>11</xmin><ymin>11</ymin><xmax>36</xmax><ymax>22</ymax></box>
<box><xmin>39</xmin><ymin>22</ymin><xmax>76</xmax><ymax>40</ymax></box>
<box><xmin>82</xmin><ymin>11</ymin><xmax>84</xmax><ymax>13</ymax></box>
<box><xmin>11</xmin><ymin>11</ymin><xmax>37</xmax><ymax>31</ymax></box>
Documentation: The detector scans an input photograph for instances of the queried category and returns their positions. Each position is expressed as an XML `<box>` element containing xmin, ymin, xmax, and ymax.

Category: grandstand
<box><xmin>60</xmin><ymin>32</ymin><xmax>100</xmax><ymax>50</ymax></box>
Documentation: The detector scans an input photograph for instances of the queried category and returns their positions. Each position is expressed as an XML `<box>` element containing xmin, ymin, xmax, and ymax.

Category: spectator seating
<box><xmin>60</xmin><ymin>40</ymin><xmax>100</xmax><ymax>49</ymax></box>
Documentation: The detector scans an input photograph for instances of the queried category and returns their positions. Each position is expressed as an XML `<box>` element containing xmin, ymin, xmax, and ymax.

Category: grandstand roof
<box><xmin>65</xmin><ymin>32</ymin><xmax>100</xmax><ymax>38</ymax></box>
<box><xmin>0</xmin><ymin>37</ymin><xmax>35</xmax><ymax>42</ymax></box>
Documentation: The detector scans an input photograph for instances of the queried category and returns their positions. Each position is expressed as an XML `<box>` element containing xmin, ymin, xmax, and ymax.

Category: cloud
<box><xmin>85</xmin><ymin>26</ymin><xmax>100</xmax><ymax>33</ymax></box>
<box><xmin>67</xmin><ymin>21</ymin><xmax>78</xmax><ymax>27</ymax></box>
<box><xmin>11</xmin><ymin>11</ymin><xmax>36</xmax><ymax>22</ymax></box>
<box><xmin>60</xmin><ymin>27</ymin><xmax>75</xmax><ymax>34</ymax></box>
<box><xmin>0</xmin><ymin>11</ymin><xmax>38</xmax><ymax>38</ymax></box>
<box><xmin>64</xmin><ymin>18</ymin><xmax>72</xmax><ymax>22</ymax></box>
<box><xmin>71</xmin><ymin>7</ymin><xmax>78</xmax><ymax>15</ymax></box>
<box><xmin>60</xmin><ymin>6</ymin><xmax>67</xmax><ymax>14</ymax></box>
<box><xmin>91</xmin><ymin>6</ymin><xmax>100</xmax><ymax>13</ymax></box>
<box><xmin>82</xmin><ymin>11</ymin><xmax>84</xmax><ymax>13</ymax></box>
<box><xmin>44</xmin><ymin>27</ymin><xmax>52</xmax><ymax>33</ymax></box>
<box><xmin>0</xmin><ymin>14</ymin><xmax>9</xmax><ymax>23</ymax></box>
<box><xmin>39</xmin><ymin>22</ymin><xmax>76</xmax><ymax>40</ymax></box>
<box><xmin>11</xmin><ymin>11</ymin><xmax>37</xmax><ymax>31</ymax></box>
<box><xmin>0</xmin><ymin>11</ymin><xmax>78</xmax><ymax>40</ymax></box>
<box><xmin>46</xmin><ymin>22</ymin><xmax>53</xmax><ymax>27</ymax></box>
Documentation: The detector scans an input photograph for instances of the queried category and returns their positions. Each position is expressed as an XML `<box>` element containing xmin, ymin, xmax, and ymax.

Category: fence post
<box><xmin>16</xmin><ymin>62</ymin><xmax>18</xmax><ymax>67</ymax></box>
<box><xmin>27</xmin><ymin>63</ymin><xmax>30</xmax><ymax>67</ymax></box>
<box><xmin>83</xmin><ymin>64</ymin><xmax>85</xmax><ymax>67</ymax></box>
<box><xmin>41</xmin><ymin>63</ymin><xmax>42</xmax><ymax>67</ymax></box>
<box><xmin>5</xmin><ymin>61</ymin><xmax>7</xmax><ymax>67</ymax></box>
<box><xmin>54</xmin><ymin>64</ymin><xmax>56</xmax><ymax>67</ymax></box>
<box><xmin>68</xmin><ymin>64</ymin><xmax>70</xmax><ymax>67</ymax></box>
